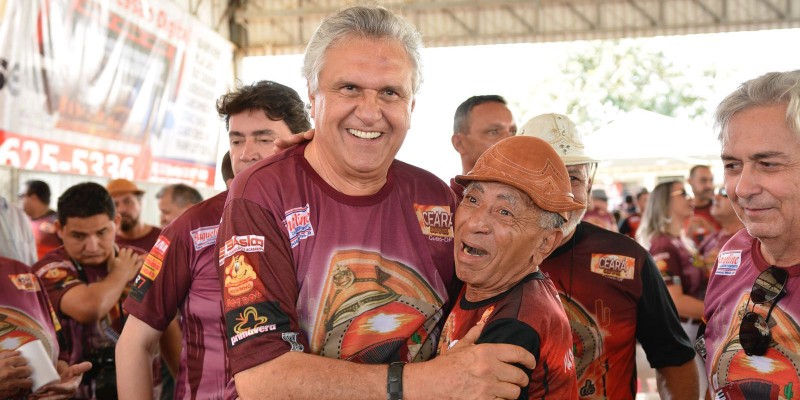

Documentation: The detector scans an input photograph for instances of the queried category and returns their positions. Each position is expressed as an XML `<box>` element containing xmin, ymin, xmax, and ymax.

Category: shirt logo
<box><xmin>219</xmin><ymin>235</ymin><xmax>265</xmax><ymax>262</ymax></box>
<box><xmin>224</xmin><ymin>254</ymin><xmax>258</xmax><ymax>297</ymax></box>
<box><xmin>715</xmin><ymin>250</ymin><xmax>742</xmax><ymax>276</ymax></box>
<box><xmin>414</xmin><ymin>204</ymin><xmax>453</xmax><ymax>240</ymax></box>
<box><xmin>190</xmin><ymin>225</ymin><xmax>218</xmax><ymax>250</ymax></box>
<box><xmin>283</xmin><ymin>204</ymin><xmax>314</xmax><ymax>248</ymax></box>
<box><xmin>230</xmin><ymin>306</ymin><xmax>278</xmax><ymax>346</ymax></box>
<box><xmin>590</xmin><ymin>254</ymin><xmax>636</xmax><ymax>280</ymax></box>
<box><xmin>151</xmin><ymin>236</ymin><xmax>170</xmax><ymax>259</ymax></box>
<box><xmin>8</xmin><ymin>273</ymin><xmax>39</xmax><ymax>292</ymax></box>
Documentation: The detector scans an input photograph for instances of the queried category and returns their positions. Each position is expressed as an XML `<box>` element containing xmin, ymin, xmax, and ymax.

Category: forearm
<box><xmin>116</xmin><ymin>318</ymin><xmax>160</xmax><ymax>400</ymax></box>
<box><xmin>62</xmin><ymin>269</ymin><xmax>130</xmax><ymax>323</ymax></box>
<box><xmin>235</xmin><ymin>352</ymin><xmax>386</xmax><ymax>400</ymax></box>
<box><xmin>667</xmin><ymin>285</ymin><xmax>705</xmax><ymax>320</ymax></box>
<box><xmin>656</xmin><ymin>360</ymin><xmax>699</xmax><ymax>400</ymax></box>
<box><xmin>159</xmin><ymin>317</ymin><xmax>182</xmax><ymax>377</ymax></box>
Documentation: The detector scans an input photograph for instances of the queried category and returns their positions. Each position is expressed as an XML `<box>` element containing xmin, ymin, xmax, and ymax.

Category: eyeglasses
<box><xmin>671</xmin><ymin>189</ymin><xmax>689</xmax><ymax>198</ymax></box>
<box><xmin>738</xmin><ymin>266</ymin><xmax>788</xmax><ymax>356</ymax></box>
<box><xmin>717</xmin><ymin>188</ymin><xmax>728</xmax><ymax>198</ymax></box>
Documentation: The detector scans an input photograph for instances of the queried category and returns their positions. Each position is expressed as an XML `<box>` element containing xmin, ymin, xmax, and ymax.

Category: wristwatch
<box><xmin>387</xmin><ymin>361</ymin><xmax>405</xmax><ymax>400</ymax></box>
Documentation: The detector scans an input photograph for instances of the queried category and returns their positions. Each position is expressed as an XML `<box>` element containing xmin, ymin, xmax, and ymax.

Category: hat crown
<box><xmin>106</xmin><ymin>179</ymin><xmax>143</xmax><ymax>196</ymax></box>
<box><xmin>455</xmin><ymin>136</ymin><xmax>585</xmax><ymax>220</ymax></box>
<box><xmin>519</xmin><ymin>113</ymin><xmax>598</xmax><ymax>165</ymax></box>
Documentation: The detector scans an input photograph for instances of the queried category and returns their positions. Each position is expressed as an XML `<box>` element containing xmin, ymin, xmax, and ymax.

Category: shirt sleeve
<box><xmin>217</xmin><ymin>198</ymin><xmax>308</xmax><ymax>375</ymax></box>
<box><xmin>650</xmin><ymin>240</ymin><xmax>683</xmax><ymax>286</ymax></box>
<box><xmin>34</xmin><ymin>259</ymin><xmax>83</xmax><ymax>317</ymax></box>
<box><xmin>124</xmin><ymin>229</ymin><xmax>189</xmax><ymax>332</ymax></box>
<box><xmin>477</xmin><ymin>318</ymin><xmax>540</xmax><ymax>400</ymax></box>
<box><xmin>635</xmin><ymin>253</ymin><xmax>696</xmax><ymax>368</ymax></box>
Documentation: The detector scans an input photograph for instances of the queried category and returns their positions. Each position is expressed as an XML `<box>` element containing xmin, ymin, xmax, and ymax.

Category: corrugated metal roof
<box><xmin>172</xmin><ymin>0</ymin><xmax>800</xmax><ymax>56</ymax></box>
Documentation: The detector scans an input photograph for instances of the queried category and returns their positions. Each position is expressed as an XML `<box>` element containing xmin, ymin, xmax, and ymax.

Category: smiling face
<box><xmin>228</xmin><ymin>110</ymin><xmax>294</xmax><ymax>175</ymax></box>
<box><xmin>454</xmin><ymin>181</ymin><xmax>562</xmax><ymax>301</ymax></box>
<box><xmin>305</xmin><ymin>35</ymin><xmax>415</xmax><ymax>184</ymax></box>
<box><xmin>722</xmin><ymin>103</ymin><xmax>800</xmax><ymax>246</ymax></box>
<box><xmin>452</xmin><ymin>102</ymin><xmax>516</xmax><ymax>173</ymax></box>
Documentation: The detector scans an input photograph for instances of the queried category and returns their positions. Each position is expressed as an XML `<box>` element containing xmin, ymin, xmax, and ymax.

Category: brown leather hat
<box><xmin>456</xmin><ymin>136</ymin><xmax>585</xmax><ymax>220</ymax></box>
<box><xmin>106</xmin><ymin>179</ymin><xmax>144</xmax><ymax>196</ymax></box>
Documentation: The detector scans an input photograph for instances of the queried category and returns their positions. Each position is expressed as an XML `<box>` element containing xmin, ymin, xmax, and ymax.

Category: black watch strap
<box><xmin>387</xmin><ymin>361</ymin><xmax>405</xmax><ymax>400</ymax></box>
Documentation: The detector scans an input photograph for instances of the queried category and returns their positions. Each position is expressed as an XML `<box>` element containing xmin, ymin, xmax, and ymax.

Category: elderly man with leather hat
<box><xmin>520</xmin><ymin>113</ymin><xmax>698</xmax><ymax>399</ymax></box>
<box><xmin>438</xmin><ymin>135</ymin><xmax>583</xmax><ymax>399</ymax></box>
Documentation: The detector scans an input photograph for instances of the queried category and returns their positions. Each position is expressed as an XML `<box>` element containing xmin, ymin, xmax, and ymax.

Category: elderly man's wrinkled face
<box><xmin>307</xmin><ymin>35</ymin><xmax>415</xmax><ymax>180</ymax></box>
<box><xmin>454</xmin><ymin>181</ymin><xmax>562</xmax><ymax>300</ymax></box>
<box><xmin>722</xmin><ymin>103</ymin><xmax>800</xmax><ymax>246</ymax></box>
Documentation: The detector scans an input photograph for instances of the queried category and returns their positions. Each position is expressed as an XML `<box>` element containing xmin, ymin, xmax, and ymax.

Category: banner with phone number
<box><xmin>0</xmin><ymin>0</ymin><xmax>233</xmax><ymax>186</ymax></box>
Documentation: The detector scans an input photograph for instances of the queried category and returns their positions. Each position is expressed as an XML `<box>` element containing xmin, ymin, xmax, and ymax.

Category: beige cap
<box><xmin>518</xmin><ymin>113</ymin><xmax>599</xmax><ymax>166</ymax></box>
<box><xmin>456</xmin><ymin>136</ymin><xmax>585</xmax><ymax>220</ymax></box>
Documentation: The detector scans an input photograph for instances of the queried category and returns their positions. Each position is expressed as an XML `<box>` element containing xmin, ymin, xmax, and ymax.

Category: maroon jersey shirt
<box><xmin>116</xmin><ymin>226</ymin><xmax>162</xmax><ymax>253</ymax></box>
<box><xmin>438</xmin><ymin>271</ymin><xmax>578</xmax><ymax>399</ymax></box>
<box><xmin>1</xmin><ymin>256</ymin><xmax>61</xmax><ymax>363</ymax></box>
<box><xmin>541</xmin><ymin>222</ymin><xmax>694</xmax><ymax>400</ymax></box>
<box><xmin>686</xmin><ymin>202</ymin><xmax>720</xmax><ymax>247</ymax></box>
<box><xmin>125</xmin><ymin>191</ymin><xmax>229</xmax><ymax>400</ymax></box>
<box><xmin>649</xmin><ymin>234</ymin><xmax>707</xmax><ymax>300</ymax></box>
<box><xmin>218</xmin><ymin>143</ymin><xmax>458</xmax><ymax>378</ymax></box>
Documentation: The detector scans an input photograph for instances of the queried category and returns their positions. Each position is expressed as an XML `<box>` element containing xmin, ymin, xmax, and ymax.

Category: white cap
<box><xmin>519</xmin><ymin>113</ymin><xmax>599</xmax><ymax>166</ymax></box>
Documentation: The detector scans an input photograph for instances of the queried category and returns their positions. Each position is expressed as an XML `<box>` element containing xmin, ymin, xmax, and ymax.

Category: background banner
<box><xmin>0</xmin><ymin>0</ymin><xmax>234</xmax><ymax>187</ymax></box>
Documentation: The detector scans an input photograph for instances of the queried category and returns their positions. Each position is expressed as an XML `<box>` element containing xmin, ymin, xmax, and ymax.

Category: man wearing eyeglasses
<box><xmin>701</xmin><ymin>70</ymin><xmax>800</xmax><ymax>398</ymax></box>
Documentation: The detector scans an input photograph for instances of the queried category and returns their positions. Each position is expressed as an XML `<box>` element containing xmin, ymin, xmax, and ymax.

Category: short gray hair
<box><xmin>716</xmin><ymin>70</ymin><xmax>800</xmax><ymax>145</ymax></box>
<box><xmin>302</xmin><ymin>5</ymin><xmax>424</xmax><ymax>94</ymax></box>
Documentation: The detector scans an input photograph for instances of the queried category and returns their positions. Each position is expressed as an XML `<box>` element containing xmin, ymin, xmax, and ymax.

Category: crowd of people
<box><xmin>1</xmin><ymin>4</ymin><xmax>798</xmax><ymax>400</ymax></box>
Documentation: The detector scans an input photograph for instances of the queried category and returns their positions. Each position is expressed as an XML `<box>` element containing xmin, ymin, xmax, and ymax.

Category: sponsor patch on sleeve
<box><xmin>128</xmin><ymin>274</ymin><xmax>152</xmax><ymax>302</ymax></box>
<box><xmin>715</xmin><ymin>250</ymin><xmax>742</xmax><ymax>276</ymax></box>
<box><xmin>590</xmin><ymin>254</ymin><xmax>636</xmax><ymax>280</ymax></box>
<box><xmin>225</xmin><ymin>301</ymin><xmax>290</xmax><ymax>347</ymax></box>
<box><xmin>219</xmin><ymin>235</ymin><xmax>266</xmax><ymax>263</ymax></box>
<box><xmin>283</xmin><ymin>204</ymin><xmax>314</xmax><ymax>248</ymax></box>
<box><xmin>35</xmin><ymin>261</ymin><xmax>74</xmax><ymax>281</ymax></box>
<box><xmin>414</xmin><ymin>204</ymin><xmax>453</xmax><ymax>240</ymax></box>
<box><xmin>190</xmin><ymin>225</ymin><xmax>219</xmax><ymax>250</ymax></box>
<box><xmin>8</xmin><ymin>273</ymin><xmax>40</xmax><ymax>292</ymax></box>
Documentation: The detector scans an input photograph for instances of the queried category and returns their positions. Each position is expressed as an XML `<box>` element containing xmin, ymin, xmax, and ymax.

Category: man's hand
<box><xmin>274</xmin><ymin>129</ymin><xmax>315</xmax><ymax>150</ymax></box>
<box><xmin>0</xmin><ymin>350</ymin><xmax>33</xmax><ymax>398</ymax></box>
<box><xmin>405</xmin><ymin>324</ymin><xmax>537</xmax><ymax>400</ymax></box>
<box><xmin>109</xmin><ymin>247</ymin><xmax>144</xmax><ymax>281</ymax></box>
<box><xmin>30</xmin><ymin>360</ymin><xmax>92</xmax><ymax>400</ymax></box>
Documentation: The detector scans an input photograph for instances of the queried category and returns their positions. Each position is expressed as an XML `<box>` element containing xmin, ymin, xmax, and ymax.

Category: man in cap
<box><xmin>106</xmin><ymin>178</ymin><xmax>161</xmax><ymax>251</ymax></box>
<box><xmin>117</xmin><ymin>80</ymin><xmax>312</xmax><ymax>400</ymax></box>
<box><xmin>583</xmin><ymin>188</ymin><xmax>618</xmax><ymax>232</ymax></box>
<box><xmin>701</xmin><ymin>70</ymin><xmax>800</xmax><ymax>398</ymax></box>
<box><xmin>450</xmin><ymin>95</ymin><xmax>517</xmax><ymax>198</ymax></box>
<box><xmin>438</xmin><ymin>135</ymin><xmax>582</xmax><ymax>399</ymax></box>
<box><xmin>18</xmin><ymin>180</ymin><xmax>62</xmax><ymax>259</ymax></box>
<box><xmin>520</xmin><ymin>113</ymin><xmax>698</xmax><ymax>399</ymax></box>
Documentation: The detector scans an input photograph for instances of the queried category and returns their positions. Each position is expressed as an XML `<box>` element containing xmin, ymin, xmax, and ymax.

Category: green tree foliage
<box><xmin>554</xmin><ymin>39</ymin><xmax>718</xmax><ymax>134</ymax></box>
